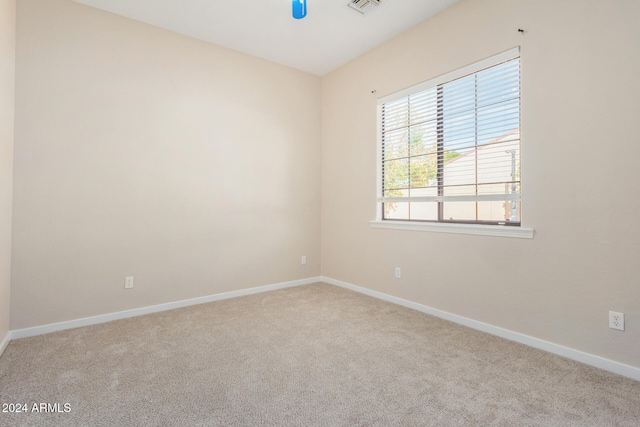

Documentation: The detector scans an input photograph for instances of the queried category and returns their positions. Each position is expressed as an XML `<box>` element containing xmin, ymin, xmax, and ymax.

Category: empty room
<box><xmin>1</xmin><ymin>0</ymin><xmax>639</xmax><ymax>425</ymax></box>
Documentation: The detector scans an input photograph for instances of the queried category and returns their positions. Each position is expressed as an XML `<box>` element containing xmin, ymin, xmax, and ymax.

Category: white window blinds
<box><xmin>377</xmin><ymin>48</ymin><xmax>521</xmax><ymax>225</ymax></box>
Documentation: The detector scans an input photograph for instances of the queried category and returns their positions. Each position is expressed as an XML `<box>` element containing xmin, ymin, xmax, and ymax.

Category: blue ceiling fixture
<box><xmin>292</xmin><ymin>0</ymin><xmax>307</xmax><ymax>20</ymax></box>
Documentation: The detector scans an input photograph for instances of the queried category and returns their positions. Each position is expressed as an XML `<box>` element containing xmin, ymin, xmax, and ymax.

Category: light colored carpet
<box><xmin>1</xmin><ymin>283</ymin><xmax>639</xmax><ymax>426</ymax></box>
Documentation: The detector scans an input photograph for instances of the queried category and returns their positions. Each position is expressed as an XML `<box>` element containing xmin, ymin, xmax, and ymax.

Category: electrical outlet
<box><xmin>395</xmin><ymin>267</ymin><xmax>401</xmax><ymax>279</ymax></box>
<box><xmin>124</xmin><ymin>276</ymin><xmax>134</xmax><ymax>289</ymax></box>
<box><xmin>301</xmin><ymin>256</ymin><xmax>307</xmax><ymax>265</ymax></box>
<box><xmin>609</xmin><ymin>311</ymin><xmax>624</xmax><ymax>331</ymax></box>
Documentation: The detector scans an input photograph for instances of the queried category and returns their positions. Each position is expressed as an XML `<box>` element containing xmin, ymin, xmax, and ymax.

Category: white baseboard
<box><xmin>8</xmin><ymin>275</ymin><xmax>639</xmax><ymax>382</ymax></box>
<box><xmin>10</xmin><ymin>276</ymin><xmax>322</xmax><ymax>340</ymax></box>
<box><xmin>0</xmin><ymin>331</ymin><xmax>10</xmax><ymax>358</ymax></box>
<box><xmin>321</xmin><ymin>276</ymin><xmax>640</xmax><ymax>382</ymax></box>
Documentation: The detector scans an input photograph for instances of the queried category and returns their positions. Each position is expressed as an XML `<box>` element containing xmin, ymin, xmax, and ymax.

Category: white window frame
<box><xmin>371</xmin><ymin>48</ymin><xmax>534</xmax><ymax>239</ymax></box>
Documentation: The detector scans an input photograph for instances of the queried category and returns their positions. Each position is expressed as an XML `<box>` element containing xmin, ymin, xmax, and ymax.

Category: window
<box><xmin>377</xmin><ymin>48</ymin><xmax>521</xmax><ymax>227</ymax></box>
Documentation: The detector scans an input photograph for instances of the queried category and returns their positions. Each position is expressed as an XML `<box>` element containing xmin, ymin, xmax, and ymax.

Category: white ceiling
<box><xmin>73</xmin><ymin>0</ymin><xmax>460</xmax><ymax>76</ymax></box>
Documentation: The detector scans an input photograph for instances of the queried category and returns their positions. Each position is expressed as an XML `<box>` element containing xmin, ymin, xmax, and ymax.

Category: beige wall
<box><xmin>0</xmin><ymin>0</ymin><xmax>15</xmax><ymax>343</ymax></box>
<box><xmin>11</xmin><ymin>0</ymin><xmax>321</xmax><ymax>329</ymax></box>
<box><xmin>321</xmin><ymin>0</ymin><xmax>640</xmax><ymax>368</ymax></box>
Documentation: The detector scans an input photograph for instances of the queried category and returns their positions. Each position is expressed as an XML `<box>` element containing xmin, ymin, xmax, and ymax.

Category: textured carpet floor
<box><xmin>1</xmin><ymin>283</ymin><xmax>639</xmax><ymax>426</ymax></box>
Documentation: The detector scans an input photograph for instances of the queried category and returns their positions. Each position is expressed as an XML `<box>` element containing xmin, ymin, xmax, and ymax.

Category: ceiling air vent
<box><xmin>347</xmin><ymin>0</ymin><xmax>384</xmax><ymax>16</ymax></box>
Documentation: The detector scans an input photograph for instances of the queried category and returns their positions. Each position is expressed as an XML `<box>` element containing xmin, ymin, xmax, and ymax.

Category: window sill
<box><xmin>369</xmin><ymin>220</ymin><xmax>534</xmax><ymax>239</ymax></box>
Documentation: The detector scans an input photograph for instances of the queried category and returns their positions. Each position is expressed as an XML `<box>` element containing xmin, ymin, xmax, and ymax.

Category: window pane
<box><xmin>382</xmin><ymin>128</ymin><xmax>408</xmax><ymax>161</ymax></box>
<box><xmin>409</xmin><ymin>122</ymin><xmax>437</xmax><ymax>156</ymax></box>
<box><xmin>409</xmin><ymin>202</ymin><xmax>438</xmax><ymax>221</ymax></box>
<box><xmin>477</xmin><ymin>200</ymin><xmax>520</xmax><ymax>223</ymax></box>
<box><xmin>382</xmin><ymin>98</ymin><xmax>408</xmax><ymax>131</ymax></box>
<box><xmin>385</xmin><ymin>202</ymin><xmax>409</xmax><ymax>220</ymax></box>
<box><xmin>442</xmin><ymin>184</ymin><xmax>476</xmax><ymax>197</ymax></box>
<box><xmin>409</xmin><ymin>87</ymin><xmax>438</xmax><ymax>125</ymax></box>
<box><xmin>476</xmin><ymin>100</ymin><xmax>519</xmax><ymax>146</ymax></box>
<box><xmin>476</xmin><ymin>138</ymin><xmax>519</xmax><ymax>186</ymax></box>
<box><xmin>443</xmin><ymin>151</ymin><xmax>476</xmax><ymax>188</ymax></box>
<box><xmin>443</xmin><ymin>202</ymin><xmax>476</xmax><ymax>221</ymax></box>
<box><xmin>383</xmin><ymin>158</ymin><xmax>409</xmax><ymax>191</ymax></box>
<box><xmin>409</xmin><ymin>186</ymin><xmax>438</xmax><ymax>220</ymax></box>
<box><xmin>409</xmin><ymin>153</ymin><xmax>438</xmax><ymax>189</ymax></box>
<box><xmin>476</xmin><ymin>60</ymin><xmax>520</xmax><ymax>107</ymax></box>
